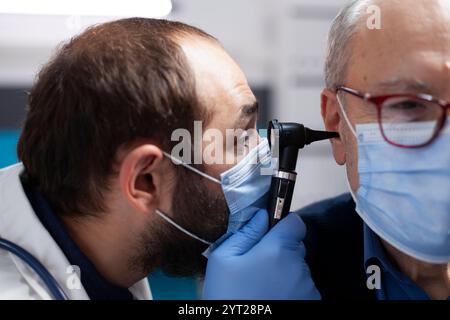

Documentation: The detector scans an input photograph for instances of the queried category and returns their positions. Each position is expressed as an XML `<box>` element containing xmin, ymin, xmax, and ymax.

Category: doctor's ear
<box><xmin>321</xmin><ymin>89</ymin><xmax>346</xmax><ymax>165</ymax></box>
<box><xmin>118</xmin><ymin>144</ymin><xmax>165</xmax><ymax>214</ymax></box>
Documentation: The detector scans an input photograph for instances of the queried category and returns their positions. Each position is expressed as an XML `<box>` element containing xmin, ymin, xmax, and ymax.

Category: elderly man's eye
<box><xmin>382</xmin><ymin>98</ymin><xmax>436</xmax><ymax>122</ymax></box>
<box><xmin>388</xmin><ymin>100</ymin><xmax>426</xmax><ymax>110</ymax></box>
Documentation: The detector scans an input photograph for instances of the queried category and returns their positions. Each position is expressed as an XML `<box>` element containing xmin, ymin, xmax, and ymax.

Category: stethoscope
<box><xmin>0</xmin><ymin>238</ymin><xmax>68</xmax><ymax>300</ymax></box>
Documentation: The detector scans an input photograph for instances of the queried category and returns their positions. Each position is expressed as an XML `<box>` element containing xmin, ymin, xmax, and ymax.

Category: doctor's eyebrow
<box><xmin>375</xmin><ymin>78</ymin><xmax>433</xmax><ymax>94</ymax></box>
<box><xmin>240</xmin><ymin>101</ymin><xmax>259</xmax><ymax>117</ymax></box>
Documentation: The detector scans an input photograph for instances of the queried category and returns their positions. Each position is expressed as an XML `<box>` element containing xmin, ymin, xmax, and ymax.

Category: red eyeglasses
<box><xmin>336</xmin><ymin>86</ymin><xmax>450</xmax><ymax>148</ymax></box>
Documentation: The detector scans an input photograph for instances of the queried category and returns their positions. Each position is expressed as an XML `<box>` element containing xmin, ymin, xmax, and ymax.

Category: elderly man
<box><xmin>298</xmin><ymin>0</ymin><xmax>450</xmax><ymax>300</ymax></box>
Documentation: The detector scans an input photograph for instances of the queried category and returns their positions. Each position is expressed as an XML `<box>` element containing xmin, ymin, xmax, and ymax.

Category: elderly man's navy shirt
<box><xmin>297</xmin><ymin>193</ymin><xmax>449</xmax><ymax>300</ymax></box>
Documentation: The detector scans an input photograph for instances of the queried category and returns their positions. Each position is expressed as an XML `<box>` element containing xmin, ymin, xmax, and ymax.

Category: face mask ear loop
<box><xmin>155</xmin><ymin>209</ymin><xmax>213</xmax><ymax>245</ymax></box>
<box><xmin>162</xmin><ymin>151</ymin><xmax>221</xmax><ymax>184</ymax></box>
<box><xmin>345</xmin><ymin>174</ymin><xmax>358</xmax><ymax>204</ymax></box>
<box><xmin>336</xmin><ymin>93</ymin><xmax>360</xmax><ymax>202</ymax></box>
<box><xmin>336</xmin><ymin>93</ymin><xmax>358</xmax><ymax>138</ymax></box>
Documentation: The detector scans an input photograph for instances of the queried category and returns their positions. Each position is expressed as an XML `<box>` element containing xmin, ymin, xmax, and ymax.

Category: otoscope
<box><xmin>266</xmin><ymin>120</ymin><xmax>339</xmax><ymax>228</ymax></box>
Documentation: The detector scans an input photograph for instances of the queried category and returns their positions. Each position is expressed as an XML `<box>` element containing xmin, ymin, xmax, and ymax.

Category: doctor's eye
<box><xmin>244</xmin><ymin>105</ymin><xmax>257</xmax><ymax>115</ymax></box>
<box><xmin>233</xmin><ymin>132</ymin><xmax>250</xmax><ymax>146</ymax></box>
<box><xmin>243</xmin><ymin>134</ymin><xmax>250</xmax><ymax>147</ymax></box>
<box><xmin>242</xmin><ymin>102</ymin><xmax>259</xmax><ymax>117</ymax></box>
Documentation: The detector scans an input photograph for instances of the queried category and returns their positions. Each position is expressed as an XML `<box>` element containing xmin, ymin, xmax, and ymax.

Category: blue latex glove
<box><xmin>202</xmin><ymin>209</ymin><xmax>321</xmax><ymax>300</ymax></box>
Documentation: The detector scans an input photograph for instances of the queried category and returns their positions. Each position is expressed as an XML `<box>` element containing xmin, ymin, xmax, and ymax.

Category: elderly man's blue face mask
<box><xmin>338</xmin><ymin>95</ymin><xmax>450</xmax><ymax>263</ymax></box>
<box><xmin>156</xmin><ymin>138</ymin><xmax>273</xmax><ymax>257</ymax></box>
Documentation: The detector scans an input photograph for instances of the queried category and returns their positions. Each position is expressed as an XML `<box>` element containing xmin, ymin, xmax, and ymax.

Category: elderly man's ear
<box><xmin>321</xmin><ymin>89</ymin><xmax>346</xmax><ymax>166</ymax></box>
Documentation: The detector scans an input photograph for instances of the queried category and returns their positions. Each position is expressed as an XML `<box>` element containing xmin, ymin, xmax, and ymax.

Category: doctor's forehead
<box><xmin>177</xmin><ymin>35</ymin><xmax>255</xmax><ymax>119</ymax></box>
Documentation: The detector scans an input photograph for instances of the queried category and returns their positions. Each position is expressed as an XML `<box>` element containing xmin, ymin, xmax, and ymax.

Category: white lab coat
<box><xmin>0</xmin><ymin>163</ymin><xmax>153</xmax><ymax>300</ymax></box>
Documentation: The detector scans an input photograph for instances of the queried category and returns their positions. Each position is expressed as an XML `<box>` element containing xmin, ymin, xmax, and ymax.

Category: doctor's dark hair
<box><xmin>17</xmin><ymin>18</ymin><xmax>216</xmax><ymax>216</ymax></box>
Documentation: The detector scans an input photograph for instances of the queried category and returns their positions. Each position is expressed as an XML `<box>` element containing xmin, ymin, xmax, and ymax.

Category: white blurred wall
<box><xmin>0</xmin><ymin>0</ymin><xmax>351</xmax><ymax>209</ymax></box>
<box><xmin>170</xmin><ymin>0</ymin><xmax>350</xmax><ymax>209</ymax></box>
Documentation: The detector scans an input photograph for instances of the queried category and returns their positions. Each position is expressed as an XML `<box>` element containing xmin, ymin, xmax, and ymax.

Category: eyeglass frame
<box><xmin>335</xmin><ymin>85</ymin><xmax>450</xmax><ymax>148</ymax></box>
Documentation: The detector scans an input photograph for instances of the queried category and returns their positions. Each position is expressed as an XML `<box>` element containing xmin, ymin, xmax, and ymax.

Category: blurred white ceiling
<box><xmin>0</xmin><ymin>0</ymin><xmax>345</xmax><ymax>86</ymax></box>
<box><xmin>0</xmin><ymin>0</ymin><xmax>173</xmax><ymax>85</ymax></box>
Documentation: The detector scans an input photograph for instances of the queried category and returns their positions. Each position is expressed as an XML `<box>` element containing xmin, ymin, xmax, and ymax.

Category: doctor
<box><xmin>0</xmin><ymin>18</ymin><xmax>318</xmax><ymax>299</ymax></box>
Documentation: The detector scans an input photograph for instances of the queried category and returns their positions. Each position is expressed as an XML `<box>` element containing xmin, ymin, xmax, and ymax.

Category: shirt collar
<box><xmin>21</xmin><ymin>177</ymin><xmax>134</xmax><ymax>300</ymax></box>
<box><xmin>363</xmin><ymin>223</ymin><xmax>416</xmax><ymax>285</ymax></box>
<box><xmin>363</xmin><ymin>223</ymin><xmax>450</xmax><ymax>301</ymax></box>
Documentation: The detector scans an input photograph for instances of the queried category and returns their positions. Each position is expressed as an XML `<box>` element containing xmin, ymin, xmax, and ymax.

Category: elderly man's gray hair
<box><xmin>325</xmin><ymin>0</ymin><xmax>376</xmax><ymax>90</ymax></box>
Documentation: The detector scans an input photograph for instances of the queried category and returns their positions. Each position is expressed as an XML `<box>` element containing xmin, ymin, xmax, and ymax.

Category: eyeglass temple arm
<box><xmin>335</xmin><ymin>85</ymin><xmax>367</xmax><ymax>99</ymax></box>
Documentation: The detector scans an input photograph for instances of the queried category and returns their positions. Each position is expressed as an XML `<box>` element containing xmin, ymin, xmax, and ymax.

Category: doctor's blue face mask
<box><xmin>337</xmin><ymin>94</ymin><xmax>450</xmax><ymax>264</ymax></box>
<box><xmin>155</xmin><ymin>138</ymin><xmax>273</xmax><ymax>257</ymax></box>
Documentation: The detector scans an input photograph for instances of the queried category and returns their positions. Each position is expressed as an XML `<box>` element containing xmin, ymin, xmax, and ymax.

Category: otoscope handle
<box><xmin>267</xmin><ymin>171</ymin><xmax>297</xmax><ymax>228</ymax></box>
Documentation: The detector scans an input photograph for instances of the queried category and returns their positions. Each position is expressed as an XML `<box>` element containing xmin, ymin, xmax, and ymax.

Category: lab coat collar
<box><xmin>0</xmin><ymin>163</ymin><xmax>152</xmax><ymax>300</ymax></box>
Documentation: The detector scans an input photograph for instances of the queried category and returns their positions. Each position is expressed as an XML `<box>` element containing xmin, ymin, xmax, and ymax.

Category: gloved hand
<box><xmin>202</xmin><ymin>209</ymin><xmax>320</xmax><ymax>300</ymax></box>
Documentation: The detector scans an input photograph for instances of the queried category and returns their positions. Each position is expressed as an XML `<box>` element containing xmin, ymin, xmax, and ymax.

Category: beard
<box><xmin>131</xmin><ymin>164</ymin><xmax>229</xmax><ymax>278</ymax></box>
